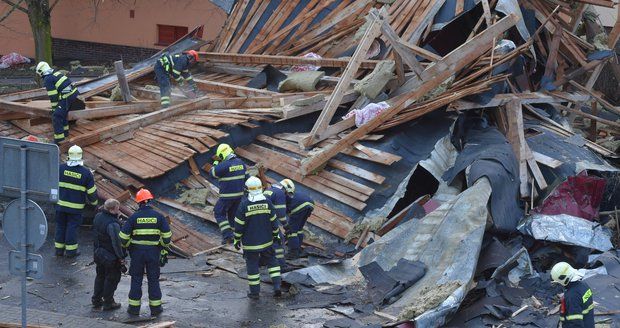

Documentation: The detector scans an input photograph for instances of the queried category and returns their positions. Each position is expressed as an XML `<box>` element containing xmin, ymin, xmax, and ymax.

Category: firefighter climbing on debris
<box><xmin>36</xmin><ymin>61</ymin><xmax>80</xmax><ymax>144</ymax></box>
<box><xmin>233</xmin><ymin>176</ymin><xmax>282</xmax><ymax>299</ymax></box>
<box><xmin>551</xmin><ymin>262</ymin><xmax>595</xmax><ymax>328</ymax></box>
<box><xmin>55</xmin><ymin>145</ymin><xmax>98</xmax><ymax>258</ymax></box>
<box><xmin>153</xmin><ymin>50</ymin><xmax>202</xmax><ymax>108</ymax></box>
<box><xmin>210</xmin><ymin>143</ymin><xmax>248</xmax><ymax>244</ymax></box>
<box><xmin>281</xmin><ymin>179</ymin><xmax>314</xmax><ymax>259</ymax></box>
<box><xmin>119</xmin><ymin>188</ymin><xmax>172</xmax><ymax>316</ymax></box>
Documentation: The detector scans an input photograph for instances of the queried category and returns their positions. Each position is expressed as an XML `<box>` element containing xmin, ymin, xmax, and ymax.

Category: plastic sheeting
<box><xmin>284</xmin><ymin>178</ymin><xmax>492</xmax><ymax>327</ymax></box>
<box><xmin>532</xmin><ymin>172</ymin><xmax>606</xmax><ymax>220</ymax></box>
<box><xmin>0</xmin><ymin>52</ymin><xmax>30</xmax><ymax>69</ymax></box>
<box><xmin>342</xmin><ymin>101</ymin><xmax>390</xmax><ymax>127</ymax></box>
<box><xmin>517</xmin><ymin>214</ymin><xmax>614</xmax><ymax>251</ymax></box>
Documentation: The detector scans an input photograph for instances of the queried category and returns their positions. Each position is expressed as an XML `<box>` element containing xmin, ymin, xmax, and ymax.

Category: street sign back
<box><xmin>0</xmin><ymin>137</ymin><xmax>59</xmax><ymax>202</ymax></box>
<box><xmin>1</xmin><ymin>199</ymin><xmax>48</xmax><ymax>251</ymax></box>
<box><xmin>9</xmin><ymin>251</ymin><xmax>43</xmax><ymax>279</ymax></box>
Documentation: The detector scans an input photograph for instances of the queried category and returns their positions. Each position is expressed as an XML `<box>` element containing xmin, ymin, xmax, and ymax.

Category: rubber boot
<box><xmin>103</xmin><ymin>301</ymin><xmax>121</xmax><ymax>311</ymax></box>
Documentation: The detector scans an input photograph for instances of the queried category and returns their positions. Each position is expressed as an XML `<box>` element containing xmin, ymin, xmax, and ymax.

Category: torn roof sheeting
<box><xmin>285</xmin><ymin>178</ymin><xmax>492</xmax><ymax>327</ymax></box>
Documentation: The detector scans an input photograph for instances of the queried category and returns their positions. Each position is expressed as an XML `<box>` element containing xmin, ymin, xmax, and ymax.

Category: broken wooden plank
<box><xmin>158</xmin><ymin>197</ymin><xmax>215</xmax><ymax>224</ymax></box>
<box><xmin>114</xmin><ymin>60</ymin><xmax>132</xmax><ymax>102</ymax></box>
<box><xmin>531</xmin><ymin>151</ymin><xmax>563</xmax><ymax>169</ymax></box>
<box><xmin>67</xmin><ymin>102</ymin><xmax>159</xmax><ymax>120</ymax></box>
<box><xmin>199</xmin><ymin>52</ymin><xmax>380</xmax><ymax>69</ymax></box>
<box><xmin>194</xmin><ymin>78</ymin><xmax>277</xmax><ymax>97</ymax></box>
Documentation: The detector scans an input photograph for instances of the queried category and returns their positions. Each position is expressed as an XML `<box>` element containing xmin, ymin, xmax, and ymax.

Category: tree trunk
<box><xmin>25</xmin><ymin>0</ymin><xmax>52</xmax><ymax>64</ymax></box>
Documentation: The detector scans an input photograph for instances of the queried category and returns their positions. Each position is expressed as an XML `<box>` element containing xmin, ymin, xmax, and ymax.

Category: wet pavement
<box><xmin>0</xmin><ymin>210</ymin><xmax>345</xmax><ymax>327</ymax></box>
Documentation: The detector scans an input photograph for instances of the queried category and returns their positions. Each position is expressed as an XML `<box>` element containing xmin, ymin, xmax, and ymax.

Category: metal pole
<box><xmin>20</xmin><ymin>145</ymin><xmax>27</xmax><ymax>328</ymax></box>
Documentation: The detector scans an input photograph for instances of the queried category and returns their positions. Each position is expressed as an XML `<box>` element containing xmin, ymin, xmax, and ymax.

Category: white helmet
<box><xmin>68</xmin><ymin>145</ymin><xmax>83</xmax><ymax>161</ymax></box>
<box><xmin>35</xmin><ymin>61</ymin><xmax>52</xmax><ymax>77</ymax></box>
<box><xmin>245</xmin><ymin>176</ymin><xmax>265</xmax><ymax>202</ymax></box>
<box><xmin>550</xmin><ymin>262</ymin><xmax>576</xmax><ymax>286</ymax></box>
<box><xmin>281</xmin><ymin>179</ymin><xmax>295</xmax><ymax>194</ymax></box>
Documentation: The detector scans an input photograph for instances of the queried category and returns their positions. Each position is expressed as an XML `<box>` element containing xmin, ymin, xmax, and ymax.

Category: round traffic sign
<box><xmin>1</xmin><ymin>199</ymin><xmax>48</xmax><ymax>251</ymax></box>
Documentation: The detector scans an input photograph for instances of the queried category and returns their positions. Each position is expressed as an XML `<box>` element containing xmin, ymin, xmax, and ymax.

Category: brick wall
<box><xmin>52</xmin><ymin>38</ymin><xmax>159</xmax><ymax>63</ymax></box>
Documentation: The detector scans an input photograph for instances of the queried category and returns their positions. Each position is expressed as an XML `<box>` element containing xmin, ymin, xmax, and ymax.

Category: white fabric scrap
<box><xmin>291</xmin><ymin>52</ymin><xmax>322</xmax><ymax>72</ymax></box>
<box><xmin>343</xmin><ymin>101</ymin><xmax>390</xmax><ymax>127</ymax></box>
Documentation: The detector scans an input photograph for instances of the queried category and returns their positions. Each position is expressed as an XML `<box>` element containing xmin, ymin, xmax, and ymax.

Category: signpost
<box><xmin>0</xmin><ymin>137</ymin><xmax>58</xmax><ymax>328</ymax></box>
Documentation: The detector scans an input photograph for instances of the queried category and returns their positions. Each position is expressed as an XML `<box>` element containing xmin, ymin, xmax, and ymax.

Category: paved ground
<box><xmin>0</xmin><ymin>203</ymin><xmax>345</xmax><ymax>327</ymax></box>
<box><xmin>0</xmin><ymin>304</ymin><xmax>133</xmax><ymax>328</ymax></box>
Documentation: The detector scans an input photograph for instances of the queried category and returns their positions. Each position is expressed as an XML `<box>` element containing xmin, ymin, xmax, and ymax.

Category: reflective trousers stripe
<box><xmin>55</xmin><ymin>242</ymin><xmax>65</xmax><ymax>249</ymax></box>
<box><xmin>149</xmin><ymin>299</ymin><xmax>162</xmax><ymax>306</ymax></box>
<box><xmin>128</xmin><ymin>299</ymin><xmax>141</xmax><ymax>306</ymax></box>
<box><xmin>65</xmin><ymin>244</ymin><xmax>78</xmax><ymax>251</ymax></box>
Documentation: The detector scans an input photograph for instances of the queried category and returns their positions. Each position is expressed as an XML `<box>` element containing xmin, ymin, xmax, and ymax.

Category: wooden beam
<box><xmin>194</xmin><ymin>78</ymin><xmax>278</xmax><ymax>97</ymax></box>
<box><xmin>568</xmin><ymin>80</ymin><xmax>620</xmax><ymax>116</ymax></box>
<box><xmin>67</xmin><ymin>101</ymin><xmax>160</xmax><ymax>121</ymax></box>
<box><xmin>398</xmin><ymin>41</ymin><xmax>442</xmax><ymax>62</ymax></box>
<box><xmin>300</xmin><ymin>12</ymin><xmax>383</xmax><ymax>148</ymax></box>
<box><xmin>79</xmin><ymin>65</ymin><xmax>153</xmax><ymax>99</ymax></box>
<box><xmin>608</xmin><ymin>4</ymin><xmax>620</xmax><ymax>48</ymax></box>
<box><xmin>380</xmin><ymin>17</ymin><xmax>424</xmax><ymax>77</ymax></box>
<box><xmin>199</xmin><ymin>52</ymin><xmax>380</xmax><ymax>69</ymax></box>
<box><xmin>68</xmin><ymin>96</ymin><xmax>211</xmax><ymax>148</ymax></box>
<box><xmin>531</xmin><ymin>151</ymin><xmax>563</xmax><ymax>168</ymax></box>
<box><xmin>299</xmin><ymin>14</ymin><xmax>520</xmax><ymax>175</ymax></box>
<box><xmin>505</xmin><ymin>99</ymin><xmax>530</xmax><ymax>197</ymax></box>
<box><xmin>408</xmin><ymin>0</ymin><xmax>448</xmax><ymax>44</ymax></box>
<box><xmin>449</xmin><ymin>92</ymin><xmax>590</xmax><ymax>110</ymax></box>
<box><xmin>114</xmin><ymin>60</ymin><xmax>132</xmax><ymax>102</ymax></box>
<box><xmin>281</xmin><ymin>91</ymin><xmax>358</xmax><ymax>119</ymax></box>
<box><xmin>554</xmin><ymin>103</ymin><xmax>620</xmax><ymax>128</ymax></box>
<box><xmin>0</xmin><ymin>99</ymin><xmax>50</xmax><ymax>117</ymax></box>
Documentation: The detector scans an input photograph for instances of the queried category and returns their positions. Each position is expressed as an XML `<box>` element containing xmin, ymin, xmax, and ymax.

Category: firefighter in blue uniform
<box><xmin>210</xmin><ymin>143</ymin><xmax>247</xmax><ymax>244</ymax></box>
<box><xmin>153</xmin><ymin>50</ymin><xmax>200</xmax><ymax>108</ymax></box>
<box><xmin>119</xmin><ymin>189</ymin><xmax>172</xmax><ymax>316</ymax></box>
<box><xmin>55</xmin><ymin>145</ymin><xmax>98</xmax><ymax>258</ymax></box>
<box><xmin>263</xmin><ymin>183</ymin><xmax>288</xmax><ymax>266</ymax></box>
<box><xmin>281</xmin><ymin>179</ymin><xmax>314</xmax><ymax>259</ymax></box>
<box><xmin>36</xmin><ymin>61</ymin><xmax>79</xmax><ymax>144</ymax></box>
<box><xmin>233</xmin><ymin>177</ymin><xmax>282</xmax><ymax>299</ymax></box>
<box><xmin>551</xmin><ymin>262</ymin><xmax>594</xmax><ymax>328</ymax></box>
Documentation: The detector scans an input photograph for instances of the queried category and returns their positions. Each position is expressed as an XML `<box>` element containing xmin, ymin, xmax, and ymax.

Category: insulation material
<box><xmin>0</xmin><ymin>52</ymin><xmax>30</xmax><ymax>69</ymax></box>
<box><xmin>290</xmin><ymin>52</ymin><xmax>323</xmax><ymax>72</ymax></box>
<box><xmin>517</xmin><ymin>214</ymin><xmax>614</xmax><ymax>252</ymax></box>
<box><xmin>285</xmin><ymin>178</ymin><xmax>492</xmax><ymax>327</ymax></box>
<box><xmin>343</xmin><ymin>101</ymin><xmax>390</xmax><ymax>127</ymax></box>
<box><xmin>354</xmin><ymin>60</ymin><xmax>395</xmax><ymax>99</ymax></box>
<box><xmin>532</xmin><ymin>172</ymin><xmax>606</xmax><ymax>220</ymax></box>
<box><xmin>278</xmin><ymin>71</ymin><xmax>325</xmax><ymax>92</ymax></box>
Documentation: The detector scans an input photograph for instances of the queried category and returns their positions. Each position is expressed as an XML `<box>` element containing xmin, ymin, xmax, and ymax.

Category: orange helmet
<box><xmin>187</xmin><ymin>50</ymin><xmax>199</xmax><ymax>62</ymax></box>
<box><xmin>135</xmin><ymin>188</ymin><xmax>154</xmax><ymax>203</ymax></box>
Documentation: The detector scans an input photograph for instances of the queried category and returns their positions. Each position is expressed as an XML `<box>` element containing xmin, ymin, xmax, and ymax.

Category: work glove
<box><xmin>159</xmin><ymin>249</ymin><xmax>168</xmax><ymax>267</ymax></box>
<box><xmin>213</xmin><ymin>160</ymin><xmax>219</xmax><ymax>166</ymax></box>
<box><xmin>233</xmin><ymin>238</ymin><xmax>241</xmax><ymax>251</ymax></box>
<box><xmin>273</xmin><ymin>233</ymin><xmax>282</xmax><ymax>244</ymax></box>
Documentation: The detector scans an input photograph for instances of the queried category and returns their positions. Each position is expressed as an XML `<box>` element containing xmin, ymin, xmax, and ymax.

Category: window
<box><xmin>156</xmin><ymin>25</ymin><xmax>188</xmax><ymax>46</ymax></box>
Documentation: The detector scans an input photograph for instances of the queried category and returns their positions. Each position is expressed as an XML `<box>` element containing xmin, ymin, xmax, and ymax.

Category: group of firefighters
<box><xmin>42</xmin><ymin>51</ymin><xmax>595</xmax><ymax>325</ymax></box>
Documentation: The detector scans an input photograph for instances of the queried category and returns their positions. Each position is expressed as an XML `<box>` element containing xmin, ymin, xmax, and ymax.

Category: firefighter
<box><xmin>550</xmin><ymin>262</ymin><xmax>594</xmax><ymax>328</ymax></box>
<box><xmin>281</xmin><ymin>179</ymin><xmax>314</xmax><ymax>259</ymax></box>
<box><xmin>92</xmin><ymin>199</ymin><xmax>125</xmax><ymax>311</ymax></box>
<box><xmin>119</xmin><ymin>189</ymin><xmax>171</xmax><ymax>316</ymax></box>
<box><xmin>233</xmin><ymin>177</ymin><xmax>282</xmax><ymax>299</ymax></box>
<box><xmin>153</xmin><ymin>50</ymin><xmax>201</xmax><ymax>108</ymax></box>
<box><xmin>55</xmin><ymin>145</ymin><xmax>98</xmax><ymax>258</ymax></box>
<box><xmin>210</xmin><ymin>143</ymin><xmax>247</xmax><ymax>244</ymax></box>
<box><xmin>36</xmin><ymin>61</ymin><xmax>79</xmax><ymax>144</ymax></box>
<box><xmin>263</xmin><ymin>182</ymin><xmax>287</xmax><ymax>266</ymax></box>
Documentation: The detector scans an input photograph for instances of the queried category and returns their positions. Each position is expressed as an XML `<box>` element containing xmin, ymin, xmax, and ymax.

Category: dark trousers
<box><xmin>245</xmin><ymin>247</ymin><xmax>281</xmax><ymax>295</ymax></box>
<box><xmin>52</xmin><ymin>95</ymin><xmax>74</xmax><ymax>143</ymax></box>
<box><xmin>54</xmin><ymin>211</ymin><xmax>82</xmax><ymax>256</ymax></box>
<box><xmin>274</xmin><ymin>232</ymin><xmax>286</xmax><ymax>267</ymax></box>
<box><xmin>154</xmin><ymin>63</ymin><xmax>171</xmax><ymax>107</ymax></box>
<box><xmin>287</xmin><ymin>207</ymin><xmax>313</xmax><ymax>251</ymax></box>
<box><xmin>128</xmin><ymin>248</ymin><xmax>162</xmax><ymax>313</ymax></box>
<box><xmin>214</xmin><ymin>198</ymin><xmax>240</xmax><ymax>240</ymax></box>
<box><xmin>93</xmin><ymin>260</ymin><xmax>121</xmax><ymax>304</ymax></box>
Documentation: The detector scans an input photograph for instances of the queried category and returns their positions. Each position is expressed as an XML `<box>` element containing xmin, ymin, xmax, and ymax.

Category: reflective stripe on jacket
<box><xmin>233</xmin><ymin>197</ymin><xmax>278</xmax><ymax>252</ymax></box>
<box><xmin>57</xmin><ymin>163</ymin><xmax>98</xmax><ymax>214</ymax></box>
<box><xmin>264</xmin><ymin>186</ymin><xmax>287</xmax><ymax>224</ymax></box>
<box><xmin>210</xmin><ymin>156</ymin><xmax>246</xmax><ymax>199</ymax></box>
<box><xmin>560</xmin><ymin>280</ymin><xmax>594</xmax><ymax>328</ymax></box>
<box><xmin>43</xmin><ymin>71</ymin><xmax>78</xmax><ymax>110</ymax></box>
<box><xmin>286</xmin><ymin>191</ymin><xmax>314</xmax><ymax>216</ymax></box>
<box><xmin>119</xmin><ymin>204</ymin><xmax>172</xmax><ymax>250</ymax></box>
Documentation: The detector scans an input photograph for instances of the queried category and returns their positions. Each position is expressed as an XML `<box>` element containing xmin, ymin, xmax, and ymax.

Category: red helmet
<box><xmin>187</xmin><ymin>50</ymin><xmax>199</xmax><ymax>62</ymax></box>
<box><xmin>135</xmin><ymin>188</ymin><xmax>154</xmax><ymax>203</ymax></box>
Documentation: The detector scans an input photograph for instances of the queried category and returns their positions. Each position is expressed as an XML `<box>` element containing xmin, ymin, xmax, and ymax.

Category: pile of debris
<box><xmin>0</xmin><ymin>0</ymin><xmax>618</xmax><ymax>326</ymax></box>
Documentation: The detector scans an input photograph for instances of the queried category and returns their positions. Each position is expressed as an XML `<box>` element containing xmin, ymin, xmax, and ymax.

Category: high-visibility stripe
<box><xmin>60</xmin><ymin>88</ymin><xmax>76</xmax><ymax>99</ymax></box>
<box><xmin>161</xmin><ymin>231</ymin><xmax>172</xmax><ymax>238</ymax></box>
<box><xmin>149</xmin><ymin>299</ymin><xmax>162</xmax><ymax>306</ymax></box>
<box><xmin>220</xmin><ymin>192</ymin><xmax>244</xmax><ymax>198</ymax></box>
<box><xmin>274</xmin><ymin>204</ymin><xmax>286</xmax><ymax>209</ymax></box>
<box><xmin>160</xmin><ymin>96</ymin><xmax>170</xmax><ymax>100</ymax></box>
<box><xmin>248</xmin><ymin>274</ymin><xmax>260</xmax><ymax>280</ymax></box>
<box><xmin>54</xmin><ymin>133</ymin><xmax>65</xmax><ymax>140</ymax></box>
<box><xmin>276</xmin><ymin>255</ymin><xmax>285</xmax><ymax>259</ymax></box>
<box><xmin>132</xmin><ymin>229</ymin><xmax>161</xmax><ymax>235</ymax></box>
<box><xmin>248</xmin><ymin>280</ymin><xmax>260</xmax><ymax>285</ymax></box>
<box><xmin>243</xmin><ymin>241</ymin><xmax>273</xmax><ymax>251</ymax></box>
<box><xmin>51</xmin><ymin>102</ymin><xmax>58</xmax><ymax>107</ymax></box>
<box><xmin>582</xmin><ymin>303</ymin><xmax>594</xmax><ymax>314</ymax></box>
<box><xmin>210</xmin><ymin>167</ymin><xmax>218</xmax><ymax>178</ymax></box>
<box><xmin>288</xmin><ymin>232</ymin><xmax>298</xmax><ymax>237</ymax></box>
<box><xmin>290</xmin><ymin>202</ymin><xmax>314</xmax><ymax>215</ymax></box>
<box><xmin>63</xmin><ymin>125</ymin><xmax>69</xmax><ymax>131</ymax></box>
<box><xmin>269</xmin><ymin>215</ymin><xmax>276</xmax><ymax>222</ymax></box>
<box><xmin>119</xmin><ymin>231</ymin><xmax>130</xmax><ymax>240</ymax></box>
<box><xmin>278</xmin><ymin>217</ymin><xmax>287</xmax><ymax>223</ymax></box>
<box><xmin>65</xmin><ymin>244</ymin><xmax>78</xmax><ymax>251</ymax></box>
<box><xmin>130</xmin><ymin>240</ymin><xmax>160</xmax><ymax>246</ymax></box>
<box><xmin>54</xmin><ymin>76</ymin><xmax>67</xmax><ymax>89</ymax></box>
<box><xmin>582</xmin><ymin>289</ymin><xmax>592</xmax><ymax>303</ymax></box>
<box><xmin>219</xmin><ymin>175</ymin><xmax>245</xmax><ymax>182</ymax></box>
<box><xmin>565</xmin><ymin>314</ymin><xmax>583</xmax><ymax>320</ymax></box>
<box><xmin>246</xmin><ymin>210</ymin><xmax>271</xmax><ymax>216</ymax></box>
<box><xmin>128</xmin><ymin>299</ymin><xmax>141</xmax><ymax>306</ymax></box>
<box><xmin>269</xmin><ymin>272</ymin><xmax>281</xmax><ymax>278</ymax></box>
<box><xmin>263</xmin><ymin>190</ymin><xmax>273</xmax><ymax>196</ymax></box>
<box><xmin>59</xmin><ymin>182</ymin><xmax>86</xmax><ymax>191</ymax></box>
<box><xmin>47</xmin><ymin>90</ymin><xmax>58</xmax><ymax>96</ymax></box>
<box><xmin>172</xmin><ymin>69</ymin><xmax>181</xmax><ymax>75</ymax></box>
<box><xmin>275</xmin><ymin>249</ymin><xmax>284</xmax><ymax>253</ymax></box>
<box><xmin>219</xmin><ymin>221</ymin><xmax>230</xmax><ymax>227</ymax></box>
<box><xmin>87</xmin><ymin>185</ymin><xmax>97</xmax><ymax>194</ymax></box>
<box><xmin>234</xmin><ymin>217</ymin><xmax>245</xmax><ymax>225</ymax></box>
<box><xmin>55</xmin><ymin>242</ymin><xmax>65</xmax><ymax>249</ymax></box>
<box><xmin>186</xmin><ymin>76</ymin><xmax>193</xmax><ymax>81</ymax></box>
<box><xmin>272</xmin><ymin>229</ymin><xmax>279</xmax><ymax>234</ymax></box>
<box><xmin>234</xmin><ymin>232</ymin><xmax>242</xmax><ymax>238</ymax></box>
<box><xmin>268</xmin><ymin>267</ymin><xmax>280</xmax><ymax>273</ymax></box>
<box><xmin>57</xmin><ymin>199</ymin><xmax>85</xmax><ymax>209</ymax></box>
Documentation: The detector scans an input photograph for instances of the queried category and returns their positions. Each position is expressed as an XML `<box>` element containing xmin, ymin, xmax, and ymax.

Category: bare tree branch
<box><xmin>50</xmin><ymin>0</ymin><xmax>61</xmax><ymax>11</ymax></box>
<box><xmin>0</xmin><ymin>0</ymin><xmax>27</xmax><ymax>14</ymax></box>
<box><xmin>0</xmin><ymin>0</ymin><xmax>25</xmax><ymax>24</ymax></box>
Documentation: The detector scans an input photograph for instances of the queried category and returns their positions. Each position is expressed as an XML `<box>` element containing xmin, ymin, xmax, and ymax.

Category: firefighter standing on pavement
<box><xmin>119</xmin><ymin>189</ymin><xmax>172</xmax><ymax>316</ymax></box>
<box><xmin>281</xmin><ymin>179</ymin><xmax>314</xmax><ymax>259</ymax></box>
<box><xmin>36</xmin><ymin>61</ymin><xmax>80</xmax><ymax>144</ymax></box>
<box><xmin>233</xmin><ymin>177</ymin><xmax>282</xmax><ymax>299</ymax></box>
<box><xmin>153</xmin><ymin>50</ymin><xmax>201</xmax><ymax>108</ymax></box>
<box><xmin>551</xmin><ymin>262</ymin><xmax>594</xmax><ymax>328</ymax></box>
<box><xmin>55</xmin><ymin>145</ymin><xmax>98</xmax><ymax>258</ymax></box>
<box><xmin>263</xmin><ymin>183</ymin><xmax>288</xmax><ymax>266</ymax></box>
<box><xmin>210</xmin><ymin>143</ymin><xmax>247</xmax><ymax>244</ymax></box>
